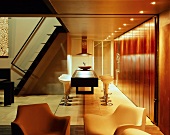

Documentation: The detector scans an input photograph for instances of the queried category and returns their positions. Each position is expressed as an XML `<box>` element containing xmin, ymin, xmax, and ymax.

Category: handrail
<box><xmin>11</xmin><ymin>17</ymin><xmax>46</xmax><ymax>73</ymax></box>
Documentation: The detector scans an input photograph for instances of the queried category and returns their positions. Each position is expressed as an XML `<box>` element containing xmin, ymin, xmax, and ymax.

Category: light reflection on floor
<box><xmin>0</xmin><ymin>80</ymin><xmax>153</xmax><ymax>126</ymax></box>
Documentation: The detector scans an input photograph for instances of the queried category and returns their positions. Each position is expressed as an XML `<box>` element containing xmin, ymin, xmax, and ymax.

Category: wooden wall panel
<box><xmin>113</xmin><ymin>41</ymin><xmax>118</xmax><ymax>79</ymax></box>
<box><xmin>150</xmin><ymin>20</ymin><xmax>155</xmax><ymax>121</ymax></box>
<box><xmin>159</xmin><ymin>23</ymin><xmax>170</xmax><ymax>135</ymax></box>
<box><xmin>118</xmin><ymin>40</ymin><xmax>123</xmax><ymax>90</ymax></box>
<box><xmin>114</xmin><ymin>17</ymin><xmax>156</xmax><ymax>122</ymax></box>
<box><xmin>135</xmin><ymin>36</ymin><xmax>140</xmax><ymax>106</ymax></box>
<box><xmin>144</xmin><ymin>26</ymin><xmax>151</xmax><ymax>116</ymax></box>
<box><xmin>126</xmin><ymin>40</ymin><xmax>130</xmax><ymax>98</ymax></box>
<box><xmin>139</xmin><ymin>30</ymin><xmax>145</xmax><ymax>108</ymax></box>
<box><xmin>131</xmin><ymin>37</ymin><xmax>136</xmax><ymax>104</ymax></box>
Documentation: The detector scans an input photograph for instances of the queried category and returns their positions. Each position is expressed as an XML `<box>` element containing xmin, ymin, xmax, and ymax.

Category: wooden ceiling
<box><xmin>0</xmin><ymin>0</ymin><xmax>170</xmax><ymax>40</ymax></box>
<box><xmin>49</xmin><ymin>0</ymin><xmax>170</xmax><ymax>39</ymax></box>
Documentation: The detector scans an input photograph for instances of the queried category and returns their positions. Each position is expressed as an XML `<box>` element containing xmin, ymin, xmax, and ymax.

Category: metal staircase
<box><xmin>11</xmin><ymin>17</ymin><xmax>67</xmax><ymax>95</ymax></box>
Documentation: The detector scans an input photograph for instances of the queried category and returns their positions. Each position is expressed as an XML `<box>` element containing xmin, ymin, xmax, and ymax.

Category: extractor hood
<box><xmin>77</xmin><ymin>36</ymin><xmax>92</xmax><ymax>56</ymax></box>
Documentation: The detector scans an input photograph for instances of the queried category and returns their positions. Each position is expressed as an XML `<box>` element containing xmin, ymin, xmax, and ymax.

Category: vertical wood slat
<box><xmin>144</xmin><ymin>23</ymin><xmax>150</xmax><ymax>117</ymax></box>
<box><xmin>150</xmin><ymin>19</ymin><xmax>155</xmax><ymax>122</ymax></box>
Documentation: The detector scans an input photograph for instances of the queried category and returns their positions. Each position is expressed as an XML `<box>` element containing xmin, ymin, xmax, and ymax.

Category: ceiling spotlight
<box><xmin>130</xmin><ymin>18</ymin><xmax>134</xmax><ymax>21</ymax></box>
<box><xmin>118</xmin><ymin>27</ymin><xmax>121</xmax><ymax>30</ymax></box>
<box><xmin>123</xmin><ymin>24</ymin><xmax>127</xmax><ymax>26</ymax></box>
<box><xmin>151</xmin><ymin>1</ymin><xmax>156</xmax><ymax>5</ymax></box>
<box><xmin>111</xmin><ymin>33</ymin><xmax>114</xmax><ymax>35</ymax></box>
<box><xmin>115</xmin><ymin>30</ymin><xmax>117</xmax><ymax>32</ymax></box>
<box><xmin>139</xmin><ymin>10</ymin><xmax>144</xmax><ymax>14</ymax></box>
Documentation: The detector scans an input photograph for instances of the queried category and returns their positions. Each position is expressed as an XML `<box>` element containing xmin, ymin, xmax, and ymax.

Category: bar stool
<box><xmin>58</xmin><ymin>74</ymin><xmax>71</xmax><ymax>106</ymax></box>
<box><xmin>99</xmin><ymin>75</ymin><xmax>106</xmax><ymax>100</ymax></box>
<box><xmin>99</xmin><ymin>75</ymin><xmax>113</xmax><ymax>101</ymax></box>
<box><xmin>100</xmin><ymin>75</ymin><xmax>113</xmax><ymax>106</ymax></box>
<box><xmin>60</xmin><ymin>74</ymin><xmax>72</xmax><ymax>99</ymax></box>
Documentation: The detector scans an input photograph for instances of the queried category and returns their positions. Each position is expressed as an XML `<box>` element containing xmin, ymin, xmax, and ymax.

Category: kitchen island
<box><xmin>71</xmin><ymin>70</ymin><xmax>98</xmax><ymax>94</ymax></box>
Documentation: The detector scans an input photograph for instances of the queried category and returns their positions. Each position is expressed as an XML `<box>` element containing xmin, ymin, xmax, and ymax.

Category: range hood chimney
<box><xmin>77</xmin><ymin>36</ymin><xmax>92</xmax><ymax>56</ymax></box>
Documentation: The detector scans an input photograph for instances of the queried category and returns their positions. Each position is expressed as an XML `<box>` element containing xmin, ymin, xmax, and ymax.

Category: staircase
<box><xmin>11</xmin><ymin>17</ymin><xmax>68</xmax><ymax>95</ymax></box>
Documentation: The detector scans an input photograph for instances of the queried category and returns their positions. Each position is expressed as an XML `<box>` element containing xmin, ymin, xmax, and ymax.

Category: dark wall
<box><xmin>0</xmin><ymin>68</ymin><xmax>11</xmax><ymax>81</ymax></box>
<box><xmin>114</xmin><ymin>18</ymin><xmax>156</xmax><ymax>122</ymax></box>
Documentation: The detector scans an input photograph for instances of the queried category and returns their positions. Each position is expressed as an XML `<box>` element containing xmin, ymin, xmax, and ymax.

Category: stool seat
<box><xmin>99</xmin><ymin>75</ymin><xmax>113</xmax><ymax>91</ymax></box>
<box><xmin>59</xmin><ymin>74</ymin><xmax>71</xmax><ymax>81</ymax></box>
<box><xmin>58</xmin><ymin>75</ymin><xmax>71</xmax><ymax>94</ymax></box>
<box><xmin>58</xmin><ymin>78</ymin><xmax>71</xmax><ymax>83</ymax></box>
<box><xmin>102</xmin><ymin>78</ymin><xmax>113</xmax><ymax>93</ymax></box>
<box><xmin>99</xmin><ymin>75</ymin><xmax>113</xmax><ymax>81</ymax></box>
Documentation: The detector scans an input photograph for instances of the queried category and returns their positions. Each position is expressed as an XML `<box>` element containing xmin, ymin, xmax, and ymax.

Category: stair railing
<box><xmin>11</xmin><ymin>17</ymin><xmax>45</xmax><ymax>73</ymax></box>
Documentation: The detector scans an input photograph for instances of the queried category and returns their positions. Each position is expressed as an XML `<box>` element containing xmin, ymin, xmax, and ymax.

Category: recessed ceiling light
<box><xmin>123</xmin><ymin>24</ymin><xmax>127</xmax><ymax>26</ymax></box>
<box><xmin>115</xmin><ymin>31</ymin><xmax>117</xmax><ymax>32</ymax></box>
<box><xmin>111</xmin><ymin>33</ymin><xmax>114</xmax><ymax>35</ymax></box>
<box><xmin>118</xmin><ymin>27</ymin><xmax>121</xmax><ymax>30</ymax></box>
<box><xmin>107</xmin><ymin>35</ymin><xmax>111</xmax><ymax>38</ymax></box>
<box><xmin>151</xmin><ymin>1</ymin><xmax>156</xmax><ymax>5</ymax></box>
<box><xmin>130</xmin><ymin>18</ymin><xmax>134</xmax><ymax>21</ymax></box>
<box><xmin>139</xmin><ymin>10</ymin><xmax>144</xmax><ymax>14</ymax></box>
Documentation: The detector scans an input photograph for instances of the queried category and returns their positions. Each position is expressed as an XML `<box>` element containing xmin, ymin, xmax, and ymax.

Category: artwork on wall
<box><xmin>0</xmin><ymin>17</ymin><xmax>8</xmax><ymax>57</ymax></box>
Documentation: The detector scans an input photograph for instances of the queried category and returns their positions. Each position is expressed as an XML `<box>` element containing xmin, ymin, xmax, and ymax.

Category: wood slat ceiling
<box><xmin>49</xmin><ymin>0</ymin><xmax>170</xmax><ymax>39</ymax></box>
<box><xmin>0</xmin><ymin>0</ymin><xmax>170</xmax><ymax>40</ymax></box>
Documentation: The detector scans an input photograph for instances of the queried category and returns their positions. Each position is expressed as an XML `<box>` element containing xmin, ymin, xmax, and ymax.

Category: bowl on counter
<box><xmin>78</xmin><ymin>66</ymin><xmax>91</xmax><ymax>70</ymax></box>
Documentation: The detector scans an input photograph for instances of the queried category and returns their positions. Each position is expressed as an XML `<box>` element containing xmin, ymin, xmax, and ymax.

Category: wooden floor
<box><xmin>0</xmin><ymin>80</ymin><xmax>163</xmax><ymax>135</ymax></box>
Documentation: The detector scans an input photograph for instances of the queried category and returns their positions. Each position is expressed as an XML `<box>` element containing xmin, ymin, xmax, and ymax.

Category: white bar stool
<box><xmin>58</xmin><ymin>74</ymin><xmax>71</xmax><ymax>106</ymax></box>
<box><xmin>99</xmin><ymin>75</ymin><xmax>113</xmax><ymax>106</ymax></box>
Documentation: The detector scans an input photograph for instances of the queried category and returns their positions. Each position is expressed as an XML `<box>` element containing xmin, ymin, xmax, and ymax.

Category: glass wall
<box><xmin>94</xmin><ymin>41</ymin><xmax>111</xmax><ymax>76</ymax></box>
<box><xmin>94</xmin><ymin>41</ymin><xmax>102</xmax><ymax>75</ymax></box>
<box><xmin>103</xmin><ymin>41</ymin><xmax>111</xmax><ymax>75</ymax></box>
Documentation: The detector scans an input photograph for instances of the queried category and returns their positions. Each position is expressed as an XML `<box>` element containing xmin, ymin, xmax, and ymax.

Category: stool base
<box><xmin>60</xmin><ymin>102</ymin><xmax>72</xmax><ymax>106</ymax></box>
<box><xmin>101</xmin><ymin>102</ymin><xmax>113</xmax><ymax>106</ymax></box>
